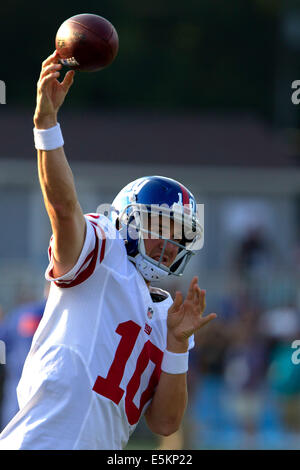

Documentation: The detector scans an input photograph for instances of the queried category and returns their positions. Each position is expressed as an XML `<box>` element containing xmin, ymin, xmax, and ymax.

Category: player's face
<box><xmin>143</xmin><ymin>217</ymin><xmax>180</xmax><ymax>267</ymax></box>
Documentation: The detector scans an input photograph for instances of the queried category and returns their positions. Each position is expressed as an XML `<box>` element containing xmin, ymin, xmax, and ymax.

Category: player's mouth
<box><xmin>152</xmin><ymin>254</ymin><xmax>169</xmax><ymax>264</ymax></box>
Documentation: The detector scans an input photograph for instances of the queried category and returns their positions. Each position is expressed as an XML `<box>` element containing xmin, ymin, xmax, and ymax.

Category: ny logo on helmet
<box><xmin>177</xmin><ymin>192</ymin><xmax>196</xmax><ymax>213</ymax></box>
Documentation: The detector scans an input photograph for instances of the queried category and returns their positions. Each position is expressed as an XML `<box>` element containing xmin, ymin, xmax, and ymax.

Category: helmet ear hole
<box><xmin>115</xmin><ymin>218</ymin><xmax>120</xmax><ymax>230</ymax></box>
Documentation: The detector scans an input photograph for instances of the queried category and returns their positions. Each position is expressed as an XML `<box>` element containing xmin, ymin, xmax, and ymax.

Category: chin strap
<box><xmin>130</xmin><ymin>254</ymin><xmax>169</xmax><ymax>281</ymax></box>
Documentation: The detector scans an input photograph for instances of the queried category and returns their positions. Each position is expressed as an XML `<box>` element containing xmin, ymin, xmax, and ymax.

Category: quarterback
<box><xmin>0</xmin><ymin>52</ymin><xmax>216</xmax><ymax>449</ymax></box>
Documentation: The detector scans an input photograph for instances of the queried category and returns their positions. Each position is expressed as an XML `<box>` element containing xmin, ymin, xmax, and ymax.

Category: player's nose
<box><xmin>158</xmin><ymin>238</ymin><xmax>177</xmax><ymax>256</ymax></box>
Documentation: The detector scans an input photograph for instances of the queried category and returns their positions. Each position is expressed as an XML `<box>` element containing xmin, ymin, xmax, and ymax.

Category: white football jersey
<box><xmin>0</xmin><ymin>214</ymin><xmax>194</xmax><ymax>450</ymax></box>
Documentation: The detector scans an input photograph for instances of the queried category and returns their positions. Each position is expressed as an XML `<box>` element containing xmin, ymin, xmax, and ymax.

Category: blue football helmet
<box><xmin>110</xmin><ymin>176</ymin><xmax>204</xmax><ymax>281</ymax></box>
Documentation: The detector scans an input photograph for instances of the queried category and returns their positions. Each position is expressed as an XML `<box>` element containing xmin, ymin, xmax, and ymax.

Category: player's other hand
<box><xmin>166</xmin><ymin>276</ymin><xmax>217</xmax><ymax>353</ymax></box>
<box><xmin>34</xmin><ymin>51</ymin><xmax>75</xmax><ymax>129</ymax></box>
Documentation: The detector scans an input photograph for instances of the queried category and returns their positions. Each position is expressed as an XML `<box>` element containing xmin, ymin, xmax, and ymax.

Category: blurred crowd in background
<box><xmin>1</xmin><ymin>0</ymin><xmax>300</xmax><ymax>450</ymax></box>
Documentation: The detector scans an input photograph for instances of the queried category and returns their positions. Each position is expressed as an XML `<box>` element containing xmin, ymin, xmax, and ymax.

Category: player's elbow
<box><xmin>146</xmin><ymin>416</ymin><xmax>181</xmax><ymax>437</ymax></box>
<box><xmin>158</xmin><ymin>423</ymin><xmax>180</xmax><ymax>437</ymax></box>
<box><xmin>48</xmin><ymin>199</ymin><xmax>78</xmax><ymax>220</ymax></box>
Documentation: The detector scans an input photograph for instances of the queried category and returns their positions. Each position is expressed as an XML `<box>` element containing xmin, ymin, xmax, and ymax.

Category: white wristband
<box><xmin>161</xmin><ymin>349</ymin><xmax>189</xmax><ymax>374</ymax></box>
<box><xmin>33</xmin><ymin>123</ymin><xmax>64</xmax><ymax>150</ymax></box>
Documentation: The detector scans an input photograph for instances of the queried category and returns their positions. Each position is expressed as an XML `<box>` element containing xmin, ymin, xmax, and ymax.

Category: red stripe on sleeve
<box><xmin>48</xmin><ymin>235</ymin><xmax>54</xmax><ymax>261</ymax></box>
<box><xmin>88</xmin><ymin>219</ymin><xmax>106</xmax><ymax>263</ymax></box>
<box><xmin>87</xmin><ymin>213</ymin><xmax>100</xmax><ymax>219</ymax></box>
<box><xmin>54</xmin><ymin>225</ymin><xmax>100</xmax><ymax>288</ymax></box>
<box><xmin>98</xmin><ymin>225</ymin><xmax>106</xmax><ymax>263</ymax></box>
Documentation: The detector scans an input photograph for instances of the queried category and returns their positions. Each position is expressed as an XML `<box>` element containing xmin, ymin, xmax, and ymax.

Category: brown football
<box><xmin>55</xmin><ymin>13</ymin><xmax>119</xmax><ymax>72</ymax></box>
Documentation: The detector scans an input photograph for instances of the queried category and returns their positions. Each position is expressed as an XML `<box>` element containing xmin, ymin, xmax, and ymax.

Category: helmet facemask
<box><xmin>117</xmin><ymin>203</ymin><xmax>203</xmax><ymax>281</ymax></box>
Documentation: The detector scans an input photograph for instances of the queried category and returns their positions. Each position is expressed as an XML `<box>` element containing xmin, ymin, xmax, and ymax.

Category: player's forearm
<box><xmin>34</xmin><ymin>104</ymin><xmax>79</xmax><ymax>218</ymax></box>
<box><xmin>37</xmin><ymin>146</ymin><xmax>79</xmax><ymax>218</ymax></box>
<box><xmin>145</xmin><ymin>371</ymin><xmax>187</xmax><ymax>436</ymax></box>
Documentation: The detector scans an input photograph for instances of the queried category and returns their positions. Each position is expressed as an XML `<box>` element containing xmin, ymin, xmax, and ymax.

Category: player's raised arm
<box><xmin>34</xmin><ymin>51</ymin><xmax>86</xmax><ymax>278</ymax></box>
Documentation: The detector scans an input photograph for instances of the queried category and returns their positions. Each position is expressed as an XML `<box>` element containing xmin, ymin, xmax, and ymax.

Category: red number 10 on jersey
<box><xmin>92</xmin><ymin>320</ymin><xmax>163</xmax><ymax>425</ymax></box>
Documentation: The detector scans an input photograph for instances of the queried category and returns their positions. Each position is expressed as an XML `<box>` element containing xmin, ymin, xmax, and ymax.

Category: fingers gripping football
<box><xmin>34</xmin><ymin>51</ymin><xmax>75</xmax><ymax>126</ymax></box>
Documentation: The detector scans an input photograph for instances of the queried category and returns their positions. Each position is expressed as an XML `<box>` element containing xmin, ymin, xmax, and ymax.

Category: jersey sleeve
<box><xmin>45</xmin><ymin>213</ymin><xmax>116</xmax><ymax>288</ymax></box>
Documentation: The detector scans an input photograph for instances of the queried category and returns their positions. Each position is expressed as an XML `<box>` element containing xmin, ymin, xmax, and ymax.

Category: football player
<box><xmin>0</xmin><ymin>52</ymin><xmax>216</xmax><ymax>449</ymax></box>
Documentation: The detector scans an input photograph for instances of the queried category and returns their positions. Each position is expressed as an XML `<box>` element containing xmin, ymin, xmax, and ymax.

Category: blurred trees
<box><xmin>2</xmin><ymin>0</ymin><xmax>298</xmax><ymax>123</ymax></box>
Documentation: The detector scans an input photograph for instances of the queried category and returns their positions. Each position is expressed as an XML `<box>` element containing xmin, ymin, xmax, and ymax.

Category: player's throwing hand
<box><xmin>34</xmin><ymin>51</ymin><xmax>75</xmax><ymax>128</ymax></box>
<box><xmin>167</xmin><ymin>276</ymin><xmax>217</xmax><ymax>352</ymax></box>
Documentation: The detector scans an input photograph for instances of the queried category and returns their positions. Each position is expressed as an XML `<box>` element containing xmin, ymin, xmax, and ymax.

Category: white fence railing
<box><xmin>0</xmin><ymin>261</ymin><xmax>299</xmax><ymax>315</ymax></box>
